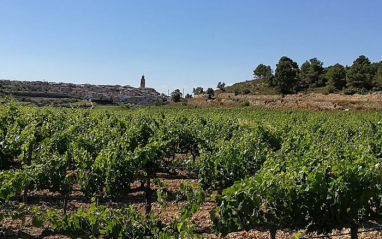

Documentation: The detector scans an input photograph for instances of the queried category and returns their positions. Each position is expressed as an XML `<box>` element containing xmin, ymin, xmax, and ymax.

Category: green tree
<box><xmin>184</xmin><ymin>93</ymin><xmax>193</xmax><ymax>99</ymax></box>
<box><xmin>325</xmin><ymin>64</ymin><xmax>346</xmax><ymax>90</ymax></box>
<box><xmin>299</xmin><ymin>58</ymin><xmax>324</xmax><ymax>89</ymax></box>
<box><xmin>346</xmin><ymin>55</ymin><xmax>372</xmax><ymax>90</ymax></box>
<box><xmin>369</xmin><ymin>61</ymin><xmax>381</xmax><ymax>82</ymax></box>
<box><xmin>373</xmin><ymin>65</ymin><xmax>382</xmax><ymax>89</ymax></box>
<box><xmin>253</xmin><ymin>64</ymin><xmax>273</xmax><ymax>80</ymax></box>
<box><xmin>192</xmin><ymin>87</ymin><xmax>204</xmax><ymax>95</ymax></box>
<box><xmin>274</xmin><ymin>56</ymin><xmax>300</xmax><ymax>94</ymax></box>
<box><xmin>216</xmin><ymin>82</ymin><xmax>226</xmax><ymax>92</ymax></box>
<box><xmin>299</xmin><ymin>61</ymin><xmax>310</xmax><ymax>89</ymax></box>
<box><xmin>206</xmin><ymin>88</ymin><xmax>214</xmax><ymax>99</ymax></box>
<box><xmin>171</xmin><ymin>89</ymin><xmax>182</xmax><ymax>102</ymax></box>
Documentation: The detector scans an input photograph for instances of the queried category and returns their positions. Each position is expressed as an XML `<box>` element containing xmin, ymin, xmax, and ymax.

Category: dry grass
<box><xmin>187</xmin><ymin>93</ymin><xmax>382</xmax><ymax>112</ymax></box>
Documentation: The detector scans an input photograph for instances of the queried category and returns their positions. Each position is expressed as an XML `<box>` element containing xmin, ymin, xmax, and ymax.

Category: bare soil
<box><xmin>188</xmin><ymin>93</ymin><xmax>382</xmax><ymax>112</ymax></box>
<box><xmin>1</xmin><ymin>167</ymin><xmax>382</xmax><ymax>238</ymax></box>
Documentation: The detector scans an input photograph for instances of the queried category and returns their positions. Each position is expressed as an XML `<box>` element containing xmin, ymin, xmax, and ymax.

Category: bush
<box><xmin>356</xmin><ymin>87</ymin><xmax>369</xmax><ymax>95</ymax></box>
<box><xmin>239</xmin><ymin>100</ymin><xmax>250</xmax><ymax>107</ymax></box>
<box><xmin>119</xmin><ymin>104</ymin><xmax>130</xmax><ymax>110</ymax></box>
<box><xmin>181</xmin><ymin>99</ymin><xmax>188</xmax><ymax>106</ymax></box>
<box><xmin>324</xmin><ymin>85</ymin><xmax>336</xmax><ymax>95</ymax></box>
<box><xmin>242</xmin><ymin>89</ymin><xmax>251</xmax><ymax>95</ymax></box>
<box><xmin>154</xmin><ymin>100</ymin><xmax>163</xmax><ymax>106</ymax></box>
<box><xmin>343</xmin><ymin>88</ymin><xmax>357</xmax><ymax>95</ymax></box>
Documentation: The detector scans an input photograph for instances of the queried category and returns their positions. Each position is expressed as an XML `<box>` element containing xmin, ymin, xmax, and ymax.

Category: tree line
<box><xmin>171</xmin><ymin>84</ymin><xmax>223</xmax><ymax>102</ymax></box>
<box><xmin>171</xmin><ymin>55</ymin><xmax>382</xmax><ymax>102</ymax></box>
<box><xmin>254</xmin><ymin>55</ymin><xmax>382</xmax><ymax>94</ymax></box>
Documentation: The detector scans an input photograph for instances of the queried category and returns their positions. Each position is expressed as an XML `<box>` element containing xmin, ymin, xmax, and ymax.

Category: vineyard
<box><xmin>1</xmin><ymin>102</ymin><xmax>382</xmax><ymax>239</ymax></box>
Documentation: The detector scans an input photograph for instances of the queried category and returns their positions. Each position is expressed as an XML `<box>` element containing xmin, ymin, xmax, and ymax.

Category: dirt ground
<box><xmin>188</xmin><ymin>93</ymin><xmax>382</xmax><ymax>112</ymax></box>
<box><xmin>1</xmin><ymin>169</ymin><xmax>382</xmax><ymax>238</ymax></box>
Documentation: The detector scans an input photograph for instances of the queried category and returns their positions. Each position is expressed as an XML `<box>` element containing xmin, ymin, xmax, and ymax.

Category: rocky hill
<box><xmin>0</xmin><ymin>79</ymin><xmax>168</xmax><ymax>104</ymax></box>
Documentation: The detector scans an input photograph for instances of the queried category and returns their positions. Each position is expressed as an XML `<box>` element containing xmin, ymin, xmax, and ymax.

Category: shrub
<box><xmin>343</xmin><ymin>88</ymin><xmax>357</xmax><ymax>95</ymax></box>
<box><xmin>242</xmin><ymin>89</ymin><xmax>250</xmax><ymax>95</ymax></box>
<box><xmin>239</xmin><ymin>100</ymin><xmax>250</xmax><ymax>107</ymax></box>
<box><xmin>154</xmin><ymin>100</ymin><xmax>163</xmax><ymax>106</ymax></box>
<box><xmin>324</xmin><ymin>85</ymin><xmax>336</xmax><ymax>95</ymax></box>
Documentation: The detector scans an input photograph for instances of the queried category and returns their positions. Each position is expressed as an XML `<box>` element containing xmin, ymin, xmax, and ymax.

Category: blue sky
<box><xmin>1</xmin><ymin>0</ymin><xmax>381</xmax><ymax>95</ymax></box>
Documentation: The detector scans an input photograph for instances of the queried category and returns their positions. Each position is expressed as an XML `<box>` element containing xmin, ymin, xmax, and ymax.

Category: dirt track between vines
<box><xmin>2</xmin><ymin>170</ymin><xmax>382</xmax><ymax>238</ymax></box>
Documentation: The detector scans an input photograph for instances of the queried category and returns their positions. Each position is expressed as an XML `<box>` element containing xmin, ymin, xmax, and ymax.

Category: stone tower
<box><xmin>140</xmin><ymin>75</ymin><xmax>145</xmax><ymax>88</ymax></box>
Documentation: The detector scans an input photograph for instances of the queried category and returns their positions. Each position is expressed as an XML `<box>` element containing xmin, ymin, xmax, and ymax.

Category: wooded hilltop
<box><xmin>231</xmin><ymin>55</ymin><xmax>382</xmax><ymax>95</ymax></box>
<box><xmin>189</xmin><ymin>55</ymin><xmax>382</xmax><ymax>98</ymax></box>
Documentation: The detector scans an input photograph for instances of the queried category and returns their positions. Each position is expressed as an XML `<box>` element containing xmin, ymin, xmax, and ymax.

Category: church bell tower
<box><xmin>140</xmin><ymin>75</ymin><xmax>145</xmax><ymax>88</ymax></box>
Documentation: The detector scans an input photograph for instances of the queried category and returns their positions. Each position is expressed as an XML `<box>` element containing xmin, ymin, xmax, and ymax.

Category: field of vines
<box><xmin>1</xmin><ymin>102</ymin><xmax>382</xmax><ymax>239</ymax></box>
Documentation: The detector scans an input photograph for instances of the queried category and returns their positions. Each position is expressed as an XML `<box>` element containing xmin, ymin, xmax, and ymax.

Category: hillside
<box><xmin>224</xmin><ymin>79</ymin><xmax>279</xmax><ymax>95</ymax></box>
<box><xmin>0</xmin><ymin>79</ymin><xmax>168</xmax><ymax>106</ymax></box>
<box><xmin>188</xmin><ymin>91</ymin><xmax>382</xmax><ymax>112</ymax></box>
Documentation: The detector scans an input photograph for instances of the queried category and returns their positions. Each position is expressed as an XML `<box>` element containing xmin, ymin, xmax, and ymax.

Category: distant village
<box><xmin>0</xmin><ymin>75</ymin><xmax>169</xmax><ymax>104</ymax></box>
